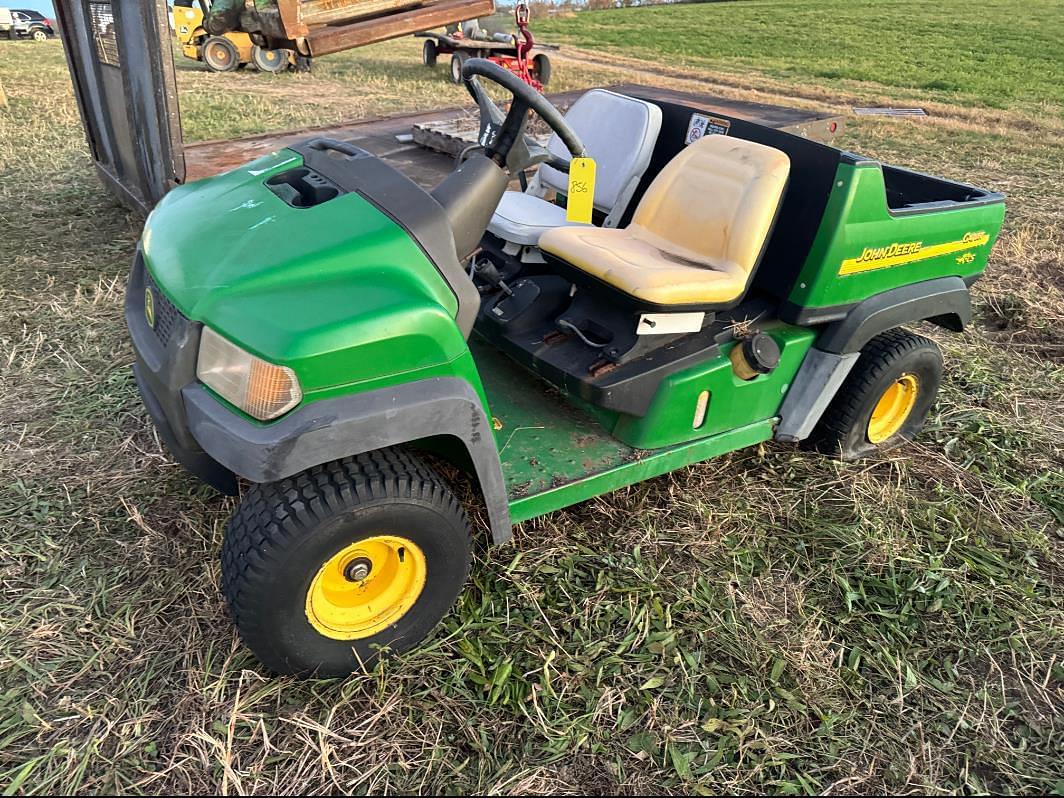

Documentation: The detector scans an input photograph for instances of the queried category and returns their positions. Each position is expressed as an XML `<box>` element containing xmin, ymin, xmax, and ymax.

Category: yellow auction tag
<box><xmin>566</xmin><ymin>157</ymin><xmax>596</xmax><ymax>224</ymax></box>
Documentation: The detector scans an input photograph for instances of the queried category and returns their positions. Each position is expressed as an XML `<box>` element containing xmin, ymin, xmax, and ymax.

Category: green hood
<box><xmin>141</xmin><ymin>149</ymin><xmax>466</xmax><ymax>394</ymax></box>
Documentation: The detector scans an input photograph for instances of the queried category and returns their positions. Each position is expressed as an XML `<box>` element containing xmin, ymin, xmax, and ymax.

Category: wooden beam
<box><xmin>298</xmin><ymin>0</ymin><xmax>431</xmax><ymax>27</ymax></box>
<box><xmin>306</xmin><ymin>0</ymin><xmax>494</xmax><ymax>56</ymax></box>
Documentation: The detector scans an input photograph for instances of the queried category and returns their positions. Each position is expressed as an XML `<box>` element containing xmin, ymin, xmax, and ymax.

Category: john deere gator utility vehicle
<box><xmin>127</xmin><ymin>61</ymin><xmax>1005</xmax><ymax>676</ymax></box>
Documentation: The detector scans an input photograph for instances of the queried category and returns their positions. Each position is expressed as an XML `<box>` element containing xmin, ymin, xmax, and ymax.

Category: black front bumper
<box><xmin>125</xmin><ymin>252</ymin><xmax>515</xmax><ymax>541</ymax></box>
<box><xmin>126</xmin><ymin>251</ymin><xmax>238</xmax><ymax>494</ymax></box>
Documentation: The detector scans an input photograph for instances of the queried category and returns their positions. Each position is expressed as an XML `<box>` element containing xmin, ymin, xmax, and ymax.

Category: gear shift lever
<box><xmin>473</xmin><ymin>257</ymin><xmax>514</xmax><ymax>296</ymax></box>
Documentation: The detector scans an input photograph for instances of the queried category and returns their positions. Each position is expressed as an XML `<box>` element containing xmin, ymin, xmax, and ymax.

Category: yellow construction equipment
<box><xmin>202</xmin><ymin>0</ymin><xmax>496</xmax><ymax>58</ymax></box>
<box><xmin>173</xmin><ymin>1</ymin><xmax>297</xmax><ymax>73</ymax></box>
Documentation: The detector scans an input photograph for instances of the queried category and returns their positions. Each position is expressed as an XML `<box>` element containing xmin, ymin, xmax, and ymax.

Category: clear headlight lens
<box><xmin>196</xmin><ymin>327</ymin><xmax>302</xmax><ymax>420</ymax></box>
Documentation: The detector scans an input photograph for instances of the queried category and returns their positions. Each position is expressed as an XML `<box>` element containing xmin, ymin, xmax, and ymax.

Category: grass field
<box><xmin>538</xmin><ymin>0</ymin><xmax>1064</xmax><ymax>116</ymax></box>
<box><xmin>0</xmin><ymin>0</ymin><xmax>1062</xmax><ymax>793</ymax></box>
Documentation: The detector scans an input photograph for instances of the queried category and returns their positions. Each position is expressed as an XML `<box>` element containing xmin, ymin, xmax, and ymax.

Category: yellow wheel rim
<box><xmin>867</xmin><ymin>373</ymin><xmax>919</xmax><ymax>444</ymax></box>
<box><xmin>209</xmin><ymin>44</ymin><xmax>231</xmax><ymax>66</ymax></box>
<box><xmin>305</xmin><ymin>535</ymin><xmax>427</xmax><ymax>641</ymax></box>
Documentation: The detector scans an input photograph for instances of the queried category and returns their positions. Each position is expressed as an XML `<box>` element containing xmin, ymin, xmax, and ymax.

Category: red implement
<box><xmin>420</xmin><ymin>3</ymin><xmax>552</xmax><ymax>91</ymax></box>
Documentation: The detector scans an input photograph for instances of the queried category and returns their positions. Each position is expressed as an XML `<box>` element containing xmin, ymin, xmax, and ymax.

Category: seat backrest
<box><xmin>631</xmin><ymin>135</ymin><xmax>790</xmax><ymax>278</ymax></box>
<box><xmin>536</xmin><ymin>89</ymin><xmax>662</xmax><ymax>222</ymax></box>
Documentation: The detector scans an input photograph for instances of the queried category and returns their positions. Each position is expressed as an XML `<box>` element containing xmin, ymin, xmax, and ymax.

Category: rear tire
<box><xmin>252</xmin><ymin>44</ymin><xmax>287</xmax><ymax>73</ymax></box>
<box><xmin>221</xmin><ymin>448</ymin><xmax>472</xmax><ymax>676</ymax></box>
<box><xmin>810</xmin><ymin>328</ymin><xmax>943</xmax><ymax>460</ymax></box>
<box><xmin>31</xmin><ymin>28</ymin><xmax>48</xmax><ymax>42</ymax></box>
<box><xmin>202</xmin><ymin>35</ymin><xmax>240</xmax><ymax>72</ymax></box>
<box><xmin>422</xmin><ymin>38</ymin><xmax>437</xmax><ymax>67</ymax></box>
<box><xmin>449</xmin><ymin>51</ymin><xmax>467</xmax><ymax>84</ymax></box>
<box><xmin>532</xmin><ymin>53</ymin><xmax>551</xmax><ymax>86</ymax></box>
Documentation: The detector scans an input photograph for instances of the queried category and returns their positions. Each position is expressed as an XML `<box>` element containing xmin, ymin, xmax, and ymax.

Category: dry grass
<box><xmin>0</xmin><ymin>23</ymin><xmax>1062</xmax><ymax>797</ymax></box>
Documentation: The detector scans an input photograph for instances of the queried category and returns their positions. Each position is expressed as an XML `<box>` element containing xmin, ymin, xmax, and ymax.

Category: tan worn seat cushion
<box><xmin>539</xmin><ymin>135</ymin><xmax>790</xmax><ymax>306</ymax></box>
<box><xmin>536</xmin><ymin>226</ymin><xmax>751</xmax><ymax>305</ymax></box>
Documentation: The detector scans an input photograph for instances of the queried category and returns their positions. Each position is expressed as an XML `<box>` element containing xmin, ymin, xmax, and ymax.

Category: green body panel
<box><xmin>789</xmin><ymin>162</ymin><xmax>1006</xmax><ymax>312</ymax></box>
<box><xmin>143</xmin><ymin>149</ymin><xmax>478</xmax><ymax>411</ymax></box>
<box><xmin>606</xmin><ymin>324</ymin><xmax>816</xmax><ymax>449</ymax></box>
<box><xmin>472</xmin><ymin>341</ymin><xmax>775</xmax><ymax>522</ymax></box>
<box><xmin>509</xmin><ymin>420</ymin><xmax>774</xmax><ymax>523</ymax></box>
<box><xmin>305</xmin><ymin>348</ymin><xmax>488</xmax><ymax>408</ymax></box>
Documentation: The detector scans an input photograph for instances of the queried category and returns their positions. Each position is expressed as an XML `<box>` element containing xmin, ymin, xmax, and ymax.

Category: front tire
<box><xmin>202</xmin><ymin>35</ymin><xmax>240</xmax><ymax>72</ymax></box>
<box><xmin>221</xmin><ymin>449</ymin><xmax>472</xmax><ymax>676</ymax></box>
<box><xmin>811</xmin><ymin>328</ymin><xmax>943</xmax><ymax>460</ymax></box>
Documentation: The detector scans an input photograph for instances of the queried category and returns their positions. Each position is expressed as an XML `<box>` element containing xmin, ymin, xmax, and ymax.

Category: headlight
<box><xmin>196</xmin><ymin>327</ymin><xmax>302</xmax><ymax>420</ymax></box>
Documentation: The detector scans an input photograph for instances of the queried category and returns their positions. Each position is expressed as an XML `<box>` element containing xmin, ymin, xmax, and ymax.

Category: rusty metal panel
<box><xmin>298</xmin><ymin>0</ymin><xmax>429</xmax><ymax>26</ymax></box>
<box><xmin>183</xmin><ymin>85</ymin><xmax>845</xmax><ymax>185</ymax></box>
<box><xmin>305</xmin><ymin>0</ymin><xmax>495</xmax><ymax>56</ymax></box>
<box><xmin>274</xmin><ymin>0</ymin><xmax>308</xmax><ymax>38</ymax></box>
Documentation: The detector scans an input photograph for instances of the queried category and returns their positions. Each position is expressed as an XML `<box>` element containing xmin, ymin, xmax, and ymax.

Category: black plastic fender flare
<box><xmin>817</xmin><ymin>276</ymin><xmax>972</xmax><ymax>355</ymax></box>
<box><xmin>776</xmin><ymin>276</ymin><xmax>973</xmax><ymax>442</ymax></box>
<box><xmin>184</xmin><ymin>377</ymin><xmax>513</xmax><ymax>543</ymax></box>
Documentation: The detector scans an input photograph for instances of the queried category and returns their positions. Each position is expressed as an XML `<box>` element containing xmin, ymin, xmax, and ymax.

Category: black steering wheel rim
<box><xmin>461</xmin><ymin>58</ymin><xmax>585</xmax><ymax>168</ymax></box>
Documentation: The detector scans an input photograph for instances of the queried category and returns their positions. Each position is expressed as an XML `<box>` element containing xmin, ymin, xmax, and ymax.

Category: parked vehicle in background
<box><xmin>0</xmin><ymin>7</ymin><xmax>25</xmax><ymax>39</ymax></box>
<box><xmin>419</xmin><ymin>3</ymin><xmax>555</xmax><ymax>89</ymax></box>
<box><xmin>11</xmin><ymin>8</ymin><xmax>55</xmax><ymax>40</ymax></box>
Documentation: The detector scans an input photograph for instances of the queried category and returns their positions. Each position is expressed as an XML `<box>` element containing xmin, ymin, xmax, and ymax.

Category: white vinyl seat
<box><xmin>487</xmin><ymin>191</ymin><xmax>572</xmax><ymax>244</ymax></box>
<box><xmin>487</xmin><ymin>89</ymin><xmax>663</xmax><ymax>248</ymax></box>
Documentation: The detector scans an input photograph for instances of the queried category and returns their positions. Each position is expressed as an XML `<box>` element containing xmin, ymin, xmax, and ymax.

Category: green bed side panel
<box><xmin>789</xmin><ymin>162</ymin><xmax>1006</xmax><ymax>312</ymax></box>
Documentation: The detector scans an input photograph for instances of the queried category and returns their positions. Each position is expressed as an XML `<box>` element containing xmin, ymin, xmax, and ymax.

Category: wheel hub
<box><xmin>343</xmin><ymin>557</ymin><xmax>372</xmax><ymax>582</ymax></box>
<box><xmin>868</xmin><ymin>373</ymin><xmax>919</xmax><ymax>443</ymax></box>
<box><xmin>210</xmin><ymin>44</ymin><xmax>231</xmax><ymax>65</ymax></box>
<box><xmin>305</xmin><ymin>535</ymin><xmax>427</xmax><ymax>641</ymax></box>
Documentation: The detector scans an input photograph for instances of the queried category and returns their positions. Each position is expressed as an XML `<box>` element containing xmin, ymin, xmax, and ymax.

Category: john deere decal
<box><xmin>840</xmin><ymin>231</ymin><xmax>989</xmax><ymax>275</ymax></box>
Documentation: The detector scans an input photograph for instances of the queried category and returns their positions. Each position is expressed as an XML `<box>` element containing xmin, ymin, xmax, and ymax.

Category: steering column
<box><xmin>430</xmin><ymin>59</ymin><xmax>586</xmax><ymax>260</ymax></box>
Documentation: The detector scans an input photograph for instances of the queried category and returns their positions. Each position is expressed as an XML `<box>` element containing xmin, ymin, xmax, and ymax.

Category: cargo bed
<box><xmin>183</xmin><ymin>84</ymin><xmax>846</xmax><ymax>186</ymax></box>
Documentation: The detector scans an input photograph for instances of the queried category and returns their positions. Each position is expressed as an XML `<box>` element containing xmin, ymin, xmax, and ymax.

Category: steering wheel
<box><xmin>461</xmin><ymin>58</ymin><xmax>585</xmax><ymax>175</ymax></box>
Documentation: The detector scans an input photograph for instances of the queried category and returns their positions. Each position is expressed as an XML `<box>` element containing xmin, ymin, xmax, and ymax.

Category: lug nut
<box><xmin>344</xmin><ymin>557</ymin><xmax>372</xmax><ymax>582</ymax></box>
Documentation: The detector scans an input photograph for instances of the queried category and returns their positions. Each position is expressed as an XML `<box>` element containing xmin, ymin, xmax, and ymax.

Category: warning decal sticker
<box><xmin>685</xmin><ymin>114</ymin><xmax>731</xmax><ymax>144</ymax></box>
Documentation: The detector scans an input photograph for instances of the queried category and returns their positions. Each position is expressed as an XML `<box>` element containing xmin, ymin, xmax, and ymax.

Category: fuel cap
<box><xmin>730</xmin><ymin>332</ymin><xmax>781</xmax><ymax>380</ymax></box>
<box><xmin>743</xmin><ymin>333</ymin><xmax>781</xmax><ymax>373</ymax></box>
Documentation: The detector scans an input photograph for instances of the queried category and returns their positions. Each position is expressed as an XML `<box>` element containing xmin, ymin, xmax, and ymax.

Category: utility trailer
<box><xmin>417</xmin><ymin>3</ymin><xmax>556</xmax><ymax>88</ymax></box>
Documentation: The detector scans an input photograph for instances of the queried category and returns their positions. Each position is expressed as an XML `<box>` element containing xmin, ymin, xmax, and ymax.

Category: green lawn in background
<box><xmin>538</xmin><ymin>0</ymin><xmax>1064</xmax><ymax>114</ymax></box>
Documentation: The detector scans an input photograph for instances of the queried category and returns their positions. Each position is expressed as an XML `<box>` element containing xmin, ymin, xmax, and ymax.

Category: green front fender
<box><xmin>184</xmin><ymin>375</ymin><xmax>513</xmax><ymax>544</ymax></box>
